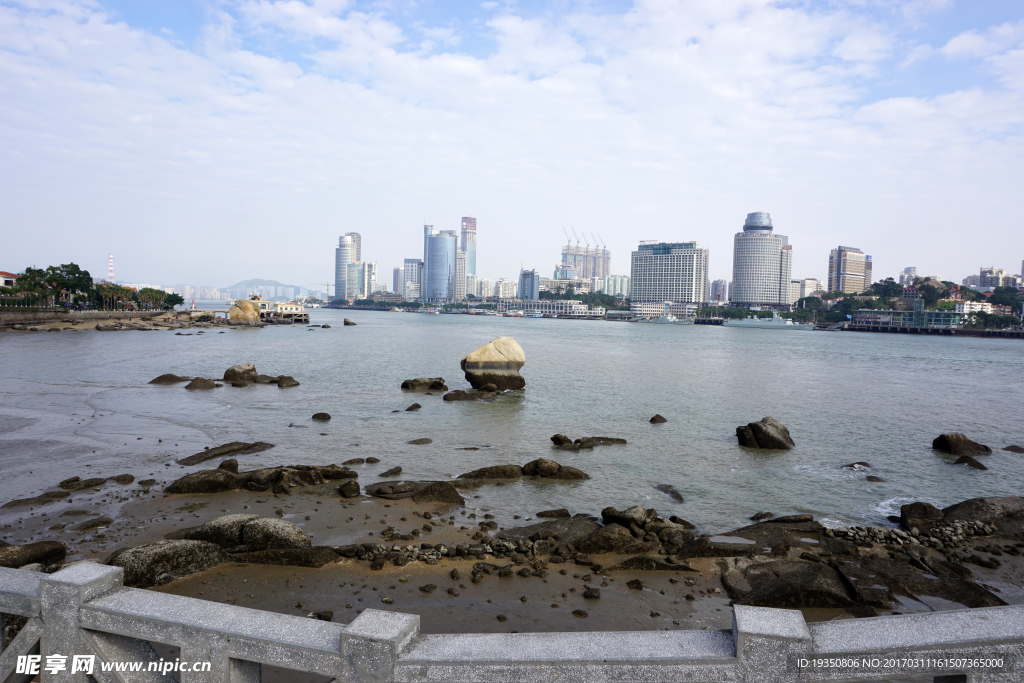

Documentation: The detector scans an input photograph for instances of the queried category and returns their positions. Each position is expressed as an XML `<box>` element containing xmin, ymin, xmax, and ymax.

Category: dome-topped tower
<box><xmin>743</xmin><ymin>211</ymin><xmax>773</xmax><ymax>232</ymax></box>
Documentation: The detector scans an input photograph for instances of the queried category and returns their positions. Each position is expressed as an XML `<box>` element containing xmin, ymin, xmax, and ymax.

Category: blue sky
<box><xmin>1</xmin><ymin>0</ymin><xmax>1022</xmax><ymax>287</ymax></box>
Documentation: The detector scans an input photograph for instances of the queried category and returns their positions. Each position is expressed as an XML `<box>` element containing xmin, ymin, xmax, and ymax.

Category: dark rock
<box><xmin>242</xmin><ymin>518</ymin><xmax>311</xmax><ymax>550</ymax></box>
<box><xmin>498</xmin><ymin>517</ymin><xmax>601</xmax><ymax>547</ymax></box>
<box><xmin>649</xmin><ymin>414</ymin><xmax>667</xmax><ymax>424</ymax></box>
<box><xmin>107</xmin><ymin>540</ymin><xmax>228</xmax><ymax>588</ymax></box>
<box><xmin>167</xmin><ymin>514</ymin><xmax>259</xmax><ymax>547</ymax></box>
<box><xmin>737</xmin><ymin>417</ymin><xmax>794</xmax><ymax>449</ymax></box>
<box><xmin>550</xmin><ymin>434</ymin><xmax>572</xmax><ymax>446</ymax></box>
<box><xmin>601</xmin><ymin>506</ymin><xmax>649</xmax><ymax>529</ymax></box>
<box><xmin>523</xmin><ymin>458</ymin><xmax>559</xmax><ymax>477</ymax></box>
<box><xmin>231</xmin><ymin>547</ymin><xmax>338</xmax><ymax>568</ymax></box>
<box><xmin>408</xmin><ymin>438</ymin><xmax>432</xmax><ymax>445</ymax></box>
<box><xmin>669</xmin><ymin>516</ymin><xmax>695</xmax><ymax>529</ymax></box>
<box><xmin>405</xmin><ymin>404</ymin><xmax>422</xmax><ymax>411</ymax></box>
<box><xmin>954</xmin><ymin>456</ymin><xmax>987</xmax><ymax>470</ymax></box>
<box><xmin>218</xmin><ymin>459</ymin><xmax>238</xmax><ymax>473</ymax></box>
<box><xmin>933</xmin><ymin>433</ymin><xmax>992</xmax><ymax>456</ymax></box>
<box><xmin>60</xmin><ymin>477</ymin><xmax>106</xmax><ymax>491</ymax></box>
<box><xmin>343</xmin><ymin>458</ymin><xmax>365</xmax><ymax>465</ymax></box>
<box><xmin>536</xmin><ymin>509</ymin><xmax>570</xmax><ymax>519</ymax></box>
<box><xmin>321</xmin><ymin>324</ymin><xmax>331</xmax><ymax>329</ymax></box>
<box><xmin>442</xmin><ymin>390</ymin><xmax>499</xmax><ymax>402</ymax></box>
<box><xmin>401</xmin><ymin>378</ymin><xmax>448</xmax><ymax>391</ymax></box>
<box><xmin>139</xmin><ymin>479</ymin><xmax>157</xmax><ymax>487</ymax></box>
<box><xmin>575</xmin><ymin>524</ymin><xmax>634</xmax><ymax>554</ymax></box>
<box><xmin>254</xmin><ymin>375</ymin><xmax>279</xmax><ymax>384</ymax></box>
<box><xmin>654</xmin><ymin>484</ymin><xmax>684</xmax><ymax>503</ymax></box>
<box><xmin>108</xmin><ymin>474</ymin><xmax>134</xmax><ymax>485</ymax></box>
<box><xmin>865</xmin><ymin>476</ymin><xmax>886</xmax><ymax>483</ymax></box>
<box><xmin>380</xmin><ymin>467</ymin><xmax>402</xmax><ymax>477</ymax></box>
<box><xmin>149</xmin><ymin>374</ymin><xmax>191</xmax><ymax>384</ymax></box>
<box><xmin>419</xmin><ymin>584</ymin><xmax>437</xmax><ymax>594</ymax></box>
<box><xmin>312</xmin><ymin>412</ymin><xmax>331</xmax><ymax>421</ymax></box>
<box><xmin>678</xmin><ymin>536</ymin><xmax>760</xmax><ymax>559</ymax></box>
<box><xmin>1002</xmin><ymin>445</ymin><xmax>1024</xmax><ymax>453</ymax></box>
<box><xmin>626</xmin><ymin>579</ymin><xmax>644</xmax><ymax>590</ymax></box>
<box><xmin>276</xmin><ymin>376</ymin><xmax>300</xmax><ymax>388</ymax></box>
<box><xmin>2</xmin><ymin>491</ymin><xmax>71</xmax><ymax>508</ymax></box>
<box><xmin>223</xmin><ymin>363</ymin><xmax>258</xmax><ymax>382</ymax></box>
<box><xmin>480</xmin><ymin>383</ymin><xmax>498</xmax><ymax>392</ymax></box>
<box><xmin>338</xmin><ymin>480</ymin><xmax>361</xmax><ymax>498</ymax></box>
<box><xmin>942</xmin><ymin>497</ymin><xmax>1024</xmax><ymax>536</ymax></box>
<box><xmin>750</xmin><ymin>512</ymin><xmax>774</xmax><ymax>521</ymax></box>
<box><xmin>583</xmin><ymin>587</ymin><xmax>600</xmax><ymax>599</ymax></box>
<box><xmin>458</xmin><ymin>465</ymin><xmax>523</xmax><ymax>479</ymax></box>
<box><xmin>0</xmin><ymin>541</ymin><xmax>66</xmax><ymax>568</ymax></box>
<box><xmin>185</xmin><ymin>378</ymin><xmax>217</xmax><ymax>390</ymax></box>
<box><xmin>343</xmin><ymin>318</ymin><xmax>356</xmax><ymax>326</ymax></box>
<box><xmin>411</xmin><ymin>482</ymin><xmax>465</xmax><ymax>506</ymax></box>
<box><xmin>723</xmin><ymin>560</ymin><xmax>856</xmax><ymax>608</ymax></box>
<box><xmin>366</xmin><ymin>457</ymin><xmax>380</xmax><ymax>464</ymax></box>
<box><xmin>177</xmin><ymin>441</ymin><xmax>274</xmax><ymax>466</ymax></box>
<box><xmin>166</xmin><ymin>469</ymin><xmax>245</xmax><ymax>494</ymax></box>
<box><xmin>609</xmin><ymin>556</ymin><xmax>691</xmax><ymax>572</ymax></box>
<box><xmin>764</xmin><ymin>515</ymin><xmax>814</xmax><ymax>524</ymax></box>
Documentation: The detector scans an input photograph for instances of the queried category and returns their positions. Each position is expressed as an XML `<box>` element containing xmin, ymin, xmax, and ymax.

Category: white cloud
<box><xmin>0</xmin><ymin>0</ymin><xmax>1022</xmax><ymax>287</ymax></box>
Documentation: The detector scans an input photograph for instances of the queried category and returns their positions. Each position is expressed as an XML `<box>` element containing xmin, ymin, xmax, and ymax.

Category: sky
<box><xmin>1</xmin><ymin>0</ymin><xmax>1023</xmax><ymax>289</ymax></box>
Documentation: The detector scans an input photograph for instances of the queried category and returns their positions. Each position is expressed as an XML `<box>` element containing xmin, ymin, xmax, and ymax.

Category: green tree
<box><xmin>870</xmin><ymin>278</ymin><xmax>903</xmax><ymax>298</ymax></box>
<box><xmin>162</xmin><ymin>292</ymin><xmax>185</xmax><ymax>309</ymax></box>
<box><xmin>918</xmin><ymin>284</ymin><xmax>941</xmax><ymax>308</ymax></box>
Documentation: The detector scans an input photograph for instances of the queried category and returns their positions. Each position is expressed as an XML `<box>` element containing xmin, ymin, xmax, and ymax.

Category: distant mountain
<box><xmin>224</xmin><ymin>278</ymin><xmax>302</xmax><ymax>290</ymax></box>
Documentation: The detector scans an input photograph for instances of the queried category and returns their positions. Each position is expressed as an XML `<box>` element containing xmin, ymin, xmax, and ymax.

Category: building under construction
<box><xmin>556</xmin><ymin>230</ymin><xmax>611</xmax><ymax>281</ymax></box>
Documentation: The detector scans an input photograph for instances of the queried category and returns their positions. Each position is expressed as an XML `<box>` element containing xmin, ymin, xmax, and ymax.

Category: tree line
<box><xmin>0</xmin><ymin>263</ymin><xmax>184</xmax><ymax>310</ymax></box>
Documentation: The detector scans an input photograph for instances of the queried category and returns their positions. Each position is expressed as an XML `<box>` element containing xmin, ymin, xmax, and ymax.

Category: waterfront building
<box><xmin>731</xmin><ymin>212</ymin><xmax>793</xmax><ymax>308</ymax></box>
<box><xmin>370</xmin><ymin>292</ymin><xmax>405</xmax><ymax>303</ymax></box>
<box><xmin>630</xmin><ymin>241</ymin><xmax>709</xmax><ymax>306</ymax></box>
<box><xmin>347</xmin><ymin>261</ymin><xmax>376</xmax><ymax>300</ymax></box>
<box><xmin>421</xmin><ymin>226</ymin><xmax>458</xmax><ymax>303</ymax></box>
<box><xmin>540</xmin><ymin>277</ymin><xmax>591</xmax><ymax>294</ymax></box>
<box><xmin>788</xmin><ymin>280</ymin><xmax>801</xmax><ymax>306</ymax></box>
<box><xmin>1</xmin><ymin>271</ymin><xmax>19</xmax><ymax>288</ymax></box>
<box><xmin>852</xmin><ymin>300</ymin><xmax>963</xmax><ymax>328</ymax></box>
<box><xmin>461</xmin><ymin>217</ymin><xmax>477</xmax><ymax>277</ymax></box>
<box><xmin>372</xmin><ymin>282</ymin><xmax>388</xmax><ymax>293</ymax></box>
<box><xmin>518</xmin><ymin>269</ymin><xmax>540</xmax><ymax>301</ymax></box>
<box><xmin>710</xmin><ymin>279</ymin><xmax>728</xmax><ymax>303</ymax></box>
<box><xmin>402</xmin><ymin>259</ymin><xmax>422</xmax><ymax>299</ymax></box>
<box><xmin>827</xmin><ymin>246</ymin><xmax>872</xmax><ymax>294</ymax></box>
<box><xmin>494</xmin><ymin>278</ymin><xmax>517</xmax><ymax>299</ymax></box>
<box><xmin>597</xmin><ymin>275</ymin><xmax>630</xmax><ymax>297</ymax></box>
<box><xmin>466</xmin><ymin>275</ymin><xmax>478</xmax><ymax>299</ymax></box>
<box><xmin>630</xmin><ymin>301</ymin><xmax>699</xmax><ymax>318</ymax></box>
<box><xmin>510</xmin><ymin>299</ymin><xmax>606</xmax><ymax>317</ymax></box>
<box><xmin>334</xmin><ymin>235</ymin><xmax>356</xmax><ymax>301</ymax></box>
<box><xmin>455</xmin><ymin>251</ymin><xmax>467</xmax><ymax>302</ymax></box>
<box><xmin>476</xmin><ymin>278</ymin><xmax>492</xmax><ymax>299</ymax></box>
<box><xmin>898</xmin><ymin>267</ymin><xmax>917</xmax><ymax>286</ymax></box>
<box><xmin>345</xmin><ymin>232</ymin><xmax>362</xmax><ymax>262</ymax></box>
<box><xmin>393</xmin><ymin>267</ymin><xmax>402</xmax><ymax>295</ymax></box>
<box><xmin>405</xmin><ymin>282</ymin><xmax>420</xmax><ymax>299</ymax></box>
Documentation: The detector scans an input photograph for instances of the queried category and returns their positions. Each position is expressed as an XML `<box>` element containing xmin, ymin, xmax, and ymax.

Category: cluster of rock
<box><xmin>458</xmin><ymin>458</ymin><xmax>589</xmax><ymax>481</ymax></box>
<box><xmin>442</xmin><ymin>389</ymin><xmax>501</xmax><ymax>402</ymax></box>
<box><xmin>460</xmin><ymin>337</ymin><xmax>526</xmax><ymax>391</ymax></box>
<box><xmin>550</xmin><ymin>435</ymin><xmax>627</xmax><ymax>451</ymax></box>
<box><xmin>363</xmin><ymin>481</ymin><xmax>468</xmax><ymax>505</ymax></box>
<box><xmin>165</xmin><ymin>461</ymin><xmax>356</xmax><ymax>495</ymax></box>
<box><xmin>95</xmin><ymin>321</ymin><xmax>161</xmax><ymax>332</ymax></box>
<box><xmin>735</xmin><ymin>417</ymin><xmax>795</xmax><ymax>449</ymax></box>
<box><xmin>3</xmin><ymin>473</ymin><xmax>137</xmax><ymax>508</ymax></box>
<box><xmin>150</xmin><ymin>364</ymin><xmax>299</xmax><ymax>389</ymax></box>
<box><xmin>107</xmin><ymin>515</ymin><xmax>336</xmax><ymax>587</ymax></box>
<box><xmin>401</xmin><ymin>378</ymin><xmax>448</xmax><ymax>391</ymax></box>
<box><xmin>177</xmin><ymin>441</ymin><xmax>274</xmax><ymax>466</ymax></box>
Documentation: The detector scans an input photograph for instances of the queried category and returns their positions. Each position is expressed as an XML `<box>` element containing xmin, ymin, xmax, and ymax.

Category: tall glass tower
<box><xmin>460</xmin><ymin>217</ymin><xmax>477</xmax><ymax>277</ymax></box>
<box><xmin>421</xmin><ymin>226</ymin><xmax>458</xmax><ymax>303</ymax></box>
<box><xmin>731</xmin><ymin>212</ymin><xmax>792</xmax><ymax>308</ymax></box>
<box><xmin>334</xmin><ymin>235</ymin><xmax>355</xmax><ymax>301</ymax></box>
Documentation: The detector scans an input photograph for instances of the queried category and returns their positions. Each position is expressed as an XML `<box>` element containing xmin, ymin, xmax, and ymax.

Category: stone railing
<box><xmin>1</xmin><ymin>563</ymin><xmax>1022</xmax><ymax>682</ymax></box>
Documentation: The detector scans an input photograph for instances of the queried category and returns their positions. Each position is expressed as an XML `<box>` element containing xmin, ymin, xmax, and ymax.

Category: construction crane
<box><xmin>598</xmin><ymin>233</ymin><xmax>607</xmax><ymax>248</ymax></box>
<box><xmin>306</xmin><ymin>282</ymin><xmax>332</xmax><ymax>297</ymax></box>
<box><xmin>581</xmin><ymin>231</ymin><xmax>590</xmax><ymax>248</ymax></box>
<box><xmin>571</xmin><ymin>228</ymin><xmax>581</xmax><ymax>247</ymax></box>
<box><xmin>563</xmin><ymin>227</ymin><xmax>572</xmax><ymax>247</ymax></box>
<box><xmin>591</xmin><ymin>232</ymin><xmax>599</xmax><ymax>250</ymax></box>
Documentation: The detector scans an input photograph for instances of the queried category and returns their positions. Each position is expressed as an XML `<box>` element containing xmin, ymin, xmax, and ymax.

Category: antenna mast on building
<box><xmin>107</xmin><ymin>254</ymin><xmax>115</xmax><ymax>282</ymax></box>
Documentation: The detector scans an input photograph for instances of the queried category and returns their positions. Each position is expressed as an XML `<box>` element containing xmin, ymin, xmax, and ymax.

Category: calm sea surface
<box><xmin>1</xmin><ymin>310</ymin><xmax>1022</xmax><ymax>533</ymax></box>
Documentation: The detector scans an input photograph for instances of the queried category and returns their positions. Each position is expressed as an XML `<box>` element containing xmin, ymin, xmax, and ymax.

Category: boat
<box><xmin>524</xmin><ymin>311</ymin><xmax>544</xmax><ymax>318</ymax></box>
<box><xmin>723</xmin><ymin>311</ymin><xmax>814</xmax><ymax>330</ymax></box>
<box><xmin>636</xmin><ymin>302</ymin><xmax>694</xmax><ymax>325</ymax></box>
<box><xmin>389</xmin><ymin>307</ymin><xmax>401</xmax><ymax>313</ymax></box>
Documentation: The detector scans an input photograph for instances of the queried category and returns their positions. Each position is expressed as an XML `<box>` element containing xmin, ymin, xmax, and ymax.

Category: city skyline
<box><xmin>2</xmin><ymin>2</ymin><xmax>1022</xmax><ymax>289</ymax></box>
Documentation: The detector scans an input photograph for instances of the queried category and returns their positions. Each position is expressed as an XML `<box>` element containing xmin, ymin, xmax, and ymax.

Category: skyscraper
<box><xmin>403</xmin><ymin>259</ymin><xmax>422</xmax><ymax>299</ymax></box>
<box><xmin>477</xmin><ymin>278</ymin><xmax>492</xmax><ymax>299</ymax></box>
<box><xmin>345</xmin><ymin>233</ymin><xmax>362</xmax><ymax>263</ymax></box>
<box><xmin>731</xmin><ymin>212</ymin><xmax>792</xmax><ymax>308</ymax></box>
<box><xmin>559</xmin><ymin>240</ymin><xmax>610</xmax><ymax>280</ymax></box>
<box><xmin>710</xmin><ymin>279</ymin><xmax>729</xmax><ymax>302</ymax></box>
<box><xmin>393</xmin><ymin>267</ymin><xmax>402</xmax><ymax>295</ymax></box>
<box><xmin>828</xmin><ymin>246</ymin><xmax>872</xmax><ymax>294</ymax></box>
<box><xmin>461</xmin><ymin>217</ymin><xmax>477</xmax><ymax>277</ymax></box>
<box><xmin>334</xmin><ymin>235</ymin><xmax>356</xmax><ymax>301</ymax></box>
<box><xmin>518</xmin><ymin>269</ymin><xmax>540</xmax><ymax>300</ymax></box>
<box><xmin>347</xmin><ymin>261</ymin><xmax>376</xmax><ymax>300</ymax></box>
<box><xmin>455</xmin><ymin>251</ymin><xmax>467</xmax><ymax>301</ymax></box>
<box><xmin>630</xmin><ymin>241</ymin><xmax>709</xmax><ymax>305</ymax></box>
<box><xmin>421</xmin><ymin>225</ymin><xmax>458</xmax><ymax>303</ymax></box>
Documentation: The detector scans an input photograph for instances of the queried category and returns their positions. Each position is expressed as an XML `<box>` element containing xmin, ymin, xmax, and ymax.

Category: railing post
<box><xmin>340</xmin><ymin>609</ymin><xmax>419</xmax><ymax>682</ymax></box>
<box><xmin>40</xmin><ymin>563</ymin><xmax>124</xmax><ymax>682</ymax></box>
<box><xmin>732</xmin><ymin>605</ymin><xmax>810</xmax><ymax>683</ymax></box>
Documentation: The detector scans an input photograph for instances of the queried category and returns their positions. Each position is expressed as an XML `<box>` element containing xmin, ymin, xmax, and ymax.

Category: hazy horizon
<box><xmin>2</xmin><ymin>0</ymin><xmax>1022</xmax><ymax>289</ymax></box>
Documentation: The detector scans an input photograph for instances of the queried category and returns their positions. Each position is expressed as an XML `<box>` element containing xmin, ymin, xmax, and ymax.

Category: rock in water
<box><xmin>223</xmin><ymin>363</ymin><xmax>258</xmax><ymax>381</ymax></box>
<box><xmin>276</xmin><ymin>376</ymin><xmax>300</xmax><ymax>388</ymax></box>
<box><xmin>900</xmin><ymin>502</ymin><xmax>943</xmax><ymax>531</ymax></box>
<box><xmin>736</xmin><ymin>417</ymin><xmax>794</xmax><ymax>449</ymax></box>
<box><xmin>460</xmin><ymin>337</ymin><xmax>526</xmax><ymax>391</ymax></box>
<box><xmin>312</xmin><ymin>412</ymin><xmax>331</xmax><ymax>421</ymax></box>
<box><xmin>401</xmin><ymin>378</ymin><xmax>448</xmax><ymax>391</ymax></box>
<box><xmin>954</xmin><ymin>455</ymin><xmax>987</xmax><ymax>470</ymax></box>
<box><xmin>654</xmin><ymin>484</ymin><xmax>684</xmax><ymax>503</ymax></box>
<box><xmin>412</xmin><ymin>482</ymin><xmax>465</xmax><ymax>506</ymax></box>
<box><xmin>228</xmin><ymin>299</ymin><xmax>261</xmax><ymax>326</ymax></box>
<box><xmin>1004</xmin><ymin>445</ymin><xmax>1024</xmax><ymax>453</ymax></box>
<box><xmin>343</xmin><ymin>318</ymin><xmax>356</xmax><ymax>326</ymax></box>
<box><xmin>149</xmin><ymin>374</ymin><xmax>191</xmax><ymax>384</ymax></box>
<box><xmin>649</xmin><ymin>414</ymin><xmax>667</xmax><ymax>424</ymax></box>
<box><xmin>184</xmin><ymin>378</ymin><xmax>217</xmax><ymax>391</ymax></box>
<box><xmin>933</xmin><ymin>433</ymin><xmax>992</xmax><ymax>456</ymax></box>
<box><xmin>458</xmin><ymin>464</ymin><xmax>523</xmax><ymax>479</ymax></box>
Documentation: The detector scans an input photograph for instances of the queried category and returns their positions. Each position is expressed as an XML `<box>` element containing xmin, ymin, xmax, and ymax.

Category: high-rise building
<box><xmin>455</xmin><ymin>251</ymin><xmax>467</xmax><ymax>301</ymax></box>
<box><xmin>477</xmin><ymin>278</ymin><xmax>492</xmax><ymax>299</ymax></box>
<box><xmin>460</xmin><ymin>217</ymin><xmax>477</xmax><ymax>277</ymax></box>
<box><xmin>334</xmin><ymin>235</ymin><xmax>356</xmax><ymax>301</ymax></box>
<box><xmin>898</xmin><ymin>267</ymin><xmax>917</xmax><ymax>286</ymax></box>
<box><xmin>731</xmin><ymin>212</ymin><xmax>792</xmax><ymax>308</ymax></box>
<box><xmin>828</xmin><ymin>246</ymin><xmax>872</xmax><ymax>294</ymax></box>
<box><xmin>798</xmin><ymin>278</ymin><xmax>824</xmax><ymax>299</ymax></box>
<box><xmin>630</xmin><ymin>241</ymin><xmax>709</xmax><ymax>305</ymax></box>
<box><xmin>402</xmin><ymin>259</ymin><xmax>422</xmax><ymax>299</ymax></box>
<box><xmin>421</xmin><ymin>225</ymin><xmax>458</xmax><ymax>302</ymax></box>
<box><xmin>346</xmin><ymin>261</ymin><xmax>376</xmax><ymax>300</ymax></box>
<box><xmin>494</xmin><ymin>278</ymin><xmax>517</xmax><ymax>299</ymax></box>
<box><xmin>466</xmin><ymin>275</ymin><xmax>478</xmax><ymax>298</ymax></box>
<box><xmin>345</xmin><ymin>233</ymin><xmax>362</xmax><ymax>262</ymax></box>
<box><xmin>710</xmin><ymin>279</ymin><xmax>729</xmax><ymax>303</ymax></box>
<box><xmin>518</xmin><ymin>269</ymin><xmax>540</xmax><ymax>301</ymax></box>
<box><xmin>979</xmin><ymin>267</ymin><xmax>1014</xmax><ymax>288</ymax></box>
<box><xmin>393</xmin><ymin>267</ymin><xmax>403</xmax><ymax>295</ymax></box>
<box><xmin>559</xmin><ymin>238</ymin><xmax>610</xmax><ymax>281</ymax></box>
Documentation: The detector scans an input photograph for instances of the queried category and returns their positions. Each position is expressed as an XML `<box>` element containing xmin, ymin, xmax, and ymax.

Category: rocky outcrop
<box><xmin>536</xmin><ymin>509</ymin><xmax>570</xmax><ymax>519</ymax></box>
<box><xmin>654</xmin><ymin>484</ymin><xmax>684</xmax><ymax>503</ymax></box>
<box><xmin>276</xmin><ymin>376</ymin><xmax>300</xmax><ymax>388</ymax></box>
<box><xmin>364</xmin><ymin>480</ymin><xmax>478</xmax><ymax>503</ymax></box>
<box><xmin>458</xmin><ymin>465</ymin><xmax>524</xmax><ymax>479</ymax></box>
<box><xmin>312</xmin><ymin>412</ymin><xmax>331</xmax><ymax>421</ymax></box>
<box><xmin>343</xmin><ymin>318</ymin><xmax>356</xmax><ymax>326</ymax></box>
<box><xmin>460</xmin><ymin>337</ymin><xmax>526</xmax><ymax>390</ymax></box>
<box><xmin>230</xmin><ymin>547</ymin><xmax>338</xmax><ymax>568</ymax></box>
<box><xmin>649</xmin><ymin>414</ymin><xmax>667</xmax><ymax>424</ymax></box>
<box><xmin>2</xmin><ymin>491</ymin><xmax>70</xmax><ymax>508</ymax></box>
<box><xmin>167</xmin><ymin>514</ymin><xmax>258</xmax><ymax>547</ymax></box>
<box><xmin>59</xmin><ymin>477</ymin><xmax>106</xmax><ymax>491</ymax></box>
<box><xmin>412</xmin><ymin>482</ymin><xmax>465</xmax><ymax>505</ymax></box>
<box><xmin>149</xmin><ymin>374</ymin><xmax>191</xmax><ymax>384</ymax></box>
<box><xmin>954</xmin><ymin>455</ymin><xmax>987</xmax><ymax>470</ymax></box>
<box><xmin>522</xmin><ymin>458</ymin><xmax>588</xmax><ymax>480</ymax></box>
<box><xmin>177</xmin><ymin>441</ymin><xmax>274</xmax><ymax>466</ymax></box>
<box><xmin>442</xmin><ymin>390</ymin><xmax>500</xmax><ymax>402</ymax></box>
<box><xmin>575</xmin><ymin>524</ymin><xmax>634</xmax><ymax>554</ymax></box>
<box><xmin>107</xmin><ymin>540</ymin><xmax>228</xmax><ymax>588</ymax></box>
<box><xmin>723</xmin><ymin>560</ymin><xmax>858</xmax><ymax>608</ymax></box>
<box><xmin>224</xmin><ymin>363</ymin><xmax>258</xmax><ymax>382</ymax></box>
<box><xmin>184</xmin><ymin>378</ymin><xmax>218</xmax><ymax>390</ymax></box>
<box><xmin>401</xmin><ymin>378</ymin><xmax>448</xmax><ymax>391</ymax></box>
<box><xmin>933</xmin><ymin>433</ymin><xmax>992</xmax><ymax>456</ymax></box>
<box><xmin>0</xmin><ymin>541</ymin><xmax>66</xmax><ymax>569</ymax></box>
<box><xmin>736</xmin><ymin>417</ymin><xmax>795</xmax><ymax>449</ymax></box>
<box><xmin>338</xmin><ymin>480</ymin><xmax>361</xmax><ymax>498</ymax></box>
<box><xmin>900</xmin><ymin>502</ymin><xmax>944</xmax><ymax>532</ymax></box>
<box><xmin>408</xmin><ymin>438</ymin><xmax>432</xmax><ymax>445</ymax></box>
<box><xmin>1004</xmin><ymin>445</ymin><xmax>1024</xmax><ymax>453</ymax></box>
<box><xmin>165</xmin><ymin>463</ymin><xmax>356</xmax><ymax>495</ymax></box>
<box><xmin>498</xmin><ymin>516</ymin><xmax>601</xmax><ymax>546</ymax></box>
<box><xmin>228</xmin><ymin>299</ymin><xmax>262</xmax><ymax>326</ymax></box>
<box><xmin>942</xmin><ymin>497</ymin><xmax>1024</xmax><ymax>537</ymax></box>
<box><xmin>550</xmin><ymin>435</ymin><xmax>627</xmax><ymax>451</ymax></box>
<box><xmin>241</xmin><ymin>518</ymin><xmax>311</xmax><ymax>550</ymax></box>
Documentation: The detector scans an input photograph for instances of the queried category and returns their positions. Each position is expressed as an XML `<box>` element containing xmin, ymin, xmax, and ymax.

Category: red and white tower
<box><xmin>107</xmin><ymin>254</ymin><xmax>115</xmax><ymax>282</ymax></box>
